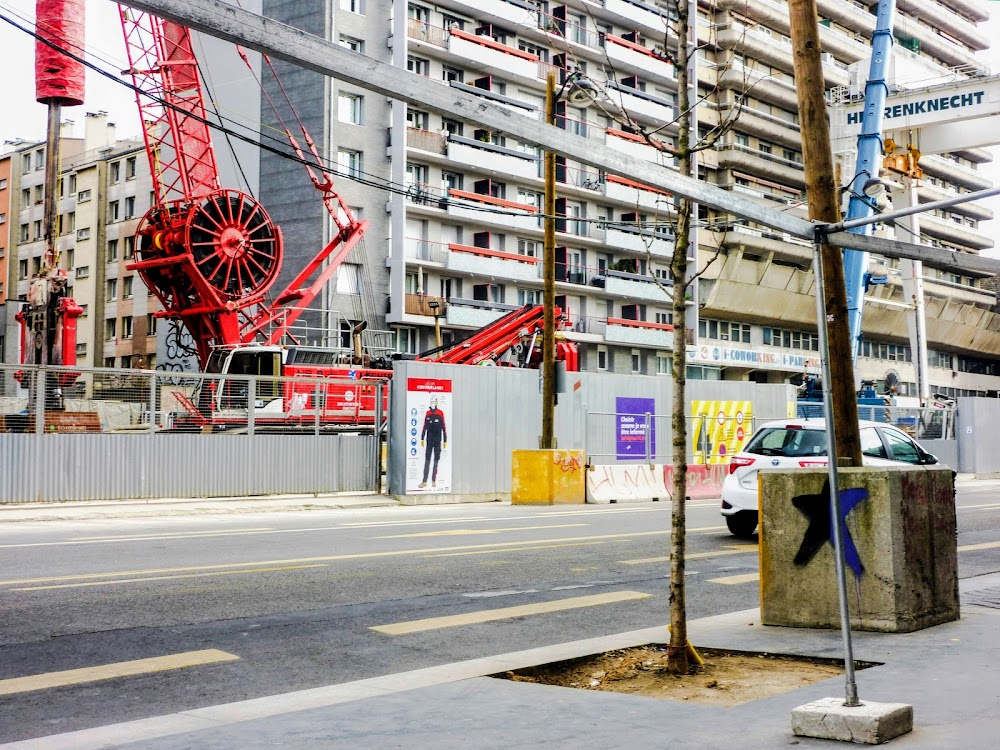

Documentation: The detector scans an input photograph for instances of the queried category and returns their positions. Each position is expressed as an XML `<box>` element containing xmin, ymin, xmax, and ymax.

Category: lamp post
<box><xmin>542</xmin><ymin>70</ymin><xmax>597</xmax><ymax>450</ymax></box>
<box><xmin>428</xmin><ymin>300</ymin><xmax>442</xmax><ymax>348</ymax></box>
<box><xmin>542</xmin><ymin>71</ymin><xmax>557</xmax><ymax>450</ymax></box>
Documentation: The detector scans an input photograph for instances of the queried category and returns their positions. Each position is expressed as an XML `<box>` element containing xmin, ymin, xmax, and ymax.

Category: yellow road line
<box><xmin>12</xmin><ymin>564</ymin><xmax>328</xmax><ymax>592</ymax></box>
<box><xmin>958</xmin><ymin>541</ymin><xmax>1000</xmax><ymax>552</ymax></box>
<box><xmin>0</xmin><ymin>531</ymin><xmax>678</xmax><ymax>588</ymax></box>
<box><xmin>69</xmin><ymin>528</ymin><xmax>274</xmax><ymax>541</ymax></box>
<box><xmin>374</xmin><ymin>524</ymin><xmax>587</xmax><ymax>538</ymax></box>
<box><xmin>620</xmin><ymin>545</ymin><xmax>757</xmax><ymax>565</ymax></box>
<box><xmin>371</xmin><ymin>590</ymin><xmax>651</xmax><ymax>635</ymax></box>
<box><xmin>424</xmin><ymin>541</ymin><xmax>610</xmax><ymax>557</ymax></box>
<box><xmin>0</xmin><ymin>649</ymin><xmax>239</xmax><ymax>697</ymax></box>
<box><xmin>708</xmin><ymin>573</ymin><xmax>760</xmax><ymax>585</ymax></box>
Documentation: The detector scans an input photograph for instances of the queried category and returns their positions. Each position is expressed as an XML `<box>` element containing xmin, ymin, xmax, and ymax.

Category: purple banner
<box><xmin>616</xmin><ymin>397</ymin><xmax>655</xmax><ymax>461</ymax></box>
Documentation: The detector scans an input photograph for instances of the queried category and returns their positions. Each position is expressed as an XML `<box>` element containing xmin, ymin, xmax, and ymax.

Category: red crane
<box><xmin>119</xmin><ymin>8</ymin><xmax>368</xmax><ymax>369</ymax></box>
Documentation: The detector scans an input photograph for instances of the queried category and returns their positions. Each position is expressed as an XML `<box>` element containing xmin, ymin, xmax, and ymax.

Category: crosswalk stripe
<box><xmin>0</xmin><ymin>650</ymin><xmax>239</xmax><ymax>697</ymax></box>
<box><xmin>371</xmin><ymin>590</ymin><xmax>651</xmax><ymax>635</ymax></box>
<box><xmin>708</xmin><ymin>573</ymin><xmax>760</xmax><ymax>585</ymax></box>
<box><xmin>620</xmin><ymin>545</ymin><xmax>756</xmax><ymax>565</ymax></box>
<box><xmin>958</xmin><ymin>541</ymin><xmax>1000</xmax><ymax>552</ymax></box>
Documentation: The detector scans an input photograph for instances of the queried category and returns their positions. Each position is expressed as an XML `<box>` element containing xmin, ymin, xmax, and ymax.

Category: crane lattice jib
<box><xmin>120</xmin><ymin>9</ymin><xmax>220</xmax><ymax>202</ymax></box>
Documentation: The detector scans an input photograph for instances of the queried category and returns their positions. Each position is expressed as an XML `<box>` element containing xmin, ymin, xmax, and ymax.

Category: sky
<box><xmin>0</xmin><ymin>0</ymin><xmax>998</xmax><ymax>257</ymax></box>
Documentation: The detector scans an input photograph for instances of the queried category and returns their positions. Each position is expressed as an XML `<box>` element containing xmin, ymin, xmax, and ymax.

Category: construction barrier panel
<box><xmin>511</xmin><ymin>449</ymin><xmax>585</xmax><ymax>505</ymax></box>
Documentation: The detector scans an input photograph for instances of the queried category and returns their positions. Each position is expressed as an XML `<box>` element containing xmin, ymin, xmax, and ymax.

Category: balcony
<box><xmin>445</xmin><ymin>299</ymin><xmax>515</xmax><ymax>328</ymax></box>
<box><xmin>446</xmin><ymin>135</ymin><xmax>539</xmax><ymax>181</ymax></box>
<box><xmin>605</xmin><ymin>174</ymin><xmax>671</xmax><ymax>211</ymax></box>
<box><xmin>716</xmin><ymin>145</ymin><xmax>806</xmax><ymax>190</ymax></box>
<box><xmin>605</xmin><ymin>35</ymin><xmax>675</xmax><ymax>81</ymax></box>
<box><xmin>919</xmin><ymin>214</ymin><xmax>994</xmax><ymax>252</ymax></box>
<box><xmin>603</xmin><ymin>270</ymin><xmax>672</xmax><ymax>303</ymax></box>
<box><xmin>606</xmin><ymin>224</ymin><xmax>674</xmax><ymax>258</ymax></box>
<box><xmin>447</xmin><ymin>243</ymin><xmax>541</xmax><ymax>282</ymax></box>
<box><xmin>602</xmin><ymin>0</ymin><xmax>671</xmax><ymax>35</ymax></box>
<box><xmin>448</xmin><ymin>29</ymin><xmax>539</xmax><ymax>82</ymax></box>
<box><xmin>605</xmin><ymin>317</ymin><xmax>674</xmax><ymax>348</ymax></box>
<box><xmin>471</xmin><ymin>0</ymin><xmax>541</xmax><ymax>28</ymax></box>
<box><xmin>920</xmin><ymin>154</ymin><xmax>992</xmax><ymax>192</ymax></box>
<box><xmin>607</xmin><ymin>83</ymin><xmax>677</xmax><ymax>123</ymax></box>
<box><xmin>447</xmin><ymin>189</ymin><xmax>539</xmax><ymax>232</ymax></box>
<box><xmin>605</xmin><ymin>128</ymin><xmax>675</xmax><ymax>167</ymax></box>
<box><xmin>407</xmin><ymin>127</ymin><xmax>446</xmax><ymax>155</ymax></box>
<box><xmin>405</xmin><ymin>294</ymin><xmax>448</xmax><ymax>317</ymax></box>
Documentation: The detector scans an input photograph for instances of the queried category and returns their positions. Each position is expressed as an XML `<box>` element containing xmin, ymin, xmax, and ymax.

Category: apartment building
<box><xmin>258</xmin><ymin>0</ymin><xmax>999</xmax><ymax>399</ymax></box>
<box><xmin>0</xmin><ymin>152</ymin><xmax>11</xmax><ymax>364</ymax></box>
<box><xmin>3</xmin><ymin>113</ymin><xmax>160</xmax><ymax>373</ymax></box>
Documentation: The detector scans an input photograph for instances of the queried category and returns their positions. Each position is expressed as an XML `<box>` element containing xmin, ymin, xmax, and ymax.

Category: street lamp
<box><xmin>542</xmin><ymin>70</ymin><xmax>598</xmax><ymax>450</ymax></box>
<box><xmin>428</xmin><ymin>300</ymin><xmax>442</xmax><ymax>348</ymax></box>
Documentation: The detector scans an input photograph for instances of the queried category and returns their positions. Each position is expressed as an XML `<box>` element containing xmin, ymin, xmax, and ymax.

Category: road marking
<box><xmin>68</xmin><ymin>528</ymin><xmax>274</xmax><ymax>541</ymax></box>
<box><xmin>958</xmin><ymin>541</ymin><xmax>1000</xmax><ymax>552</ymax></box>
<box><xmin>708</xmin><ymin>573</ymin><xmax>760</xmax><ymax>585</ymax></box>
<box><xmin>958</xmin><ymin>503</ymin><xmax>1000</xmax><ymax>511</ymax></box>
<box><xmin>374</xmin><ymin>524</ymin><xmax>587</xmax><ymax>538</ymax></box>
<box><xmin>619</xmin><ymin>545</ymin><xmax>757</xmax><ymax>565</ymax></box>
<box><xmin>0</xmin><ymin>531</ymin><xmax>678</xmax><ymax>588</ymax></box>
<box><xmin>423</xmin><ymin>541</ymin><xmax>609</xmax><ymax>557</ymax></box>
<box><xmin>371</xmin><ymin>590</ymin><xmax>652</xmax><ymax>635</ymax></box>
<box><xmin>11</xmin><ymin>564</ymin><xmax>327</xmax><ymax>592</ymax></box>
<box><xmin>0</xmin><ymin>649</ymin><xmax>239</xmax><ymax>697</ymax></box>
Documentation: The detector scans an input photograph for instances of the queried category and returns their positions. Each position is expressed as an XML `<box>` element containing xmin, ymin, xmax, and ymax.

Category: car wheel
<box><xmin>726</xmin><ymin>511</ymin><xmax>758</xmax><ymax>539</ymax></box>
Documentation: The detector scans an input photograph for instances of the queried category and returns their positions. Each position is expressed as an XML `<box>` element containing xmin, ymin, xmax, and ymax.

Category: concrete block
<box><xmin>792</xmin><ymin>697</ymin><xmax>913</xmax><ymax>744</ymax></box>
<box><xmin>511</xmin><ymin>450</ymin><xmax>585</xmax><ymax>505</ymax></box>
<box><xmin>760</xmin><ymin>467</ymin><xmax>958</xmax><ymax>632</ymax></box>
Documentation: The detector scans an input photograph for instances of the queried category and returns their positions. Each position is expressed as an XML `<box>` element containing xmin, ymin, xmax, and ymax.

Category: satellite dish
<box><xmin>884</xmin><ymin>369</ymin><xmax>899</xmax><ymax>393</ymax></box>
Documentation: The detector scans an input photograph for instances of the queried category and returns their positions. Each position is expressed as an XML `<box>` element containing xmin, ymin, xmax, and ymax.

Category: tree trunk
<box><xmin>666</xmin><ymin>0</ymin><xmax>692</xmax><ymax>676</ymax></box>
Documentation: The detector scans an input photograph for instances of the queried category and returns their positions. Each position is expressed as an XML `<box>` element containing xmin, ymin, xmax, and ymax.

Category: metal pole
<box><xmin>148</xmin><ymin>371</ymin><xmax>157</xmax><ymax>433</ymax></box>
<box><xmin>34</xmin><ymin>368</ymin><xmax>45</xmax><ymax>436</ymax></box>
<box><xmin>644</xmin><ymin>412</ymin><xmax>652</xmax><ymax>463</ymax></box>
<box><xmin>829</xmin><ymin>183</ymin><xmax>1000</xmax><ymax>233</ymax></box>
<box><xmin>541</xmin><ymin>70</ymin><xmax>557</xmax><ymax>451</ymax></box>
<box><xmin>314</xmin><ymin>383</ymin><xmax>321</xmax><ymax>436</ymax></box>
<box><xmin>375</xmin><ymin>382</ymin><xmax>384</xmax><ymax>493</ymax></box>
<box><xmin>813</xmin><ymin>239</ymin><xmax>860</xmax><ymax>707</ymax></box>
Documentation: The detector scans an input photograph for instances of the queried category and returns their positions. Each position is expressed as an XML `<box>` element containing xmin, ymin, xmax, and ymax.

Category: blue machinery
<box><xmin>842</xmin><ymin>0</ymin><xmax>897</xmax><ymax>367</ymax></box>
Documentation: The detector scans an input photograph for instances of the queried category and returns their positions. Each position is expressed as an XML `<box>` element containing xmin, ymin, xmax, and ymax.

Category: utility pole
<box><xmin>788</xmin><ymin>0</ymin><xmax>863</xmax><ymax>466</ymax></box>
<box><xmin>541</xmin><ymin>70</ymin><xmax>557</xmax><ymax>450</ymax></box>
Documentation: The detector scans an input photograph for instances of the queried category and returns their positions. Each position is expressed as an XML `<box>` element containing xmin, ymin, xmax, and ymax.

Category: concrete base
<box><xmin>792</xmin><ymin>697</ymin><xmax>913</xmax><ymax>744</ymax></box>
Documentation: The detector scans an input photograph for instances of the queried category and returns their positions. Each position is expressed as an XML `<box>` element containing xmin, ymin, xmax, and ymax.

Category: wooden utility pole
<box><xmin>541</xmin><ymin>71</ymin><xmax>557</xmax><ymax>450</ymax></box>
<box><xmin>787</xmin><ymin>0</ymin><xmax>863</xmax><ymax>466</ymax></box>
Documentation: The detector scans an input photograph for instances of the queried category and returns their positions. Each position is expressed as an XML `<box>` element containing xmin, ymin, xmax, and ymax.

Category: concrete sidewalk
<box><xmin>6</xmin><ymin>573</ymin><xmax>1000</xmax><ymax>749</ymax></box>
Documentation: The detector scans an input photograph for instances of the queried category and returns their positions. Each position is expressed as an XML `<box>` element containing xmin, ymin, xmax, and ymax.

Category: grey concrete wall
<box><xmin>958</xmin><ymin>398</ymin><xmax>1000</xmax><ymax>475</ymax></box>
<box><xmin>760</xmin><ymin>467</ymin><xmax>958</xmax><ymax>633</ymax></box>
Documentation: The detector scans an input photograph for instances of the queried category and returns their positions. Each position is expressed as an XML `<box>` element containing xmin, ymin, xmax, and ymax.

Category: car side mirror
<box><xmin>922</xmin><ymin>452</ymin><xmax>938</xmax><ymax>466</ymax></box>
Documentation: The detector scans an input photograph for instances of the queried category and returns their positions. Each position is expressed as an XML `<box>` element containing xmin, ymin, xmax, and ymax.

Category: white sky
<box><xmin>0</xmin><ymin>0</ymin><xmax>998</xmax><ymax>257</ymax></box>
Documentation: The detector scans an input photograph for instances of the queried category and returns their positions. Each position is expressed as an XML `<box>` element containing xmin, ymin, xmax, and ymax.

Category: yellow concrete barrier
<box><xmin>511</xmin><ymin>449</ymin><xmax>586</xmax><ymax>505</ymax></box>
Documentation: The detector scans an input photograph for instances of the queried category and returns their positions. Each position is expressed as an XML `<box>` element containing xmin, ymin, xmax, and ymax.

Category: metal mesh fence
<box><xmin>0</xmin><ymin>362</ymin><xmax>387</xmax><ymax>436</ymax></box>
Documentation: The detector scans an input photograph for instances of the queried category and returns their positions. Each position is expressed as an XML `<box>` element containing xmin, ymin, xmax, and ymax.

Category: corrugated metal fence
<box><xmin>0</xmin><ymin>363</ymin><xmax>381</xmax><ymax>503</ymax></box>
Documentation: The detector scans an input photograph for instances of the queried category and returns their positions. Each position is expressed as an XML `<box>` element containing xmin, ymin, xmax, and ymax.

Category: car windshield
<box><xmin>744</xmin><ymin>427</ymin><xmax>828</xmax><ymax>457</ymax></box>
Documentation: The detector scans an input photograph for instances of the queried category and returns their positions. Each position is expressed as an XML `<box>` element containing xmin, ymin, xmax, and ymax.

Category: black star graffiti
<box><xmin>792</xmin><ymin>478</ymin><xmax>868</xmax><ymax>579</ymax></box>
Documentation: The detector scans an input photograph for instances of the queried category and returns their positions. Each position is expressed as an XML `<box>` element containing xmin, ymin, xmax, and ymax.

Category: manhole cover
<box><xmin>964</xmin><ymin>586</ymin><xmax>1000</xmax><ymax>609</ymax></box>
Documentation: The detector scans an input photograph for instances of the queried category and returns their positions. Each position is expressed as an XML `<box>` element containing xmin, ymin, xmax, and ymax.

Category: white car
<box><xmin>720</xmin><ymin>418</ymin><xmax>941</xmax><ymax>538</ymax></box>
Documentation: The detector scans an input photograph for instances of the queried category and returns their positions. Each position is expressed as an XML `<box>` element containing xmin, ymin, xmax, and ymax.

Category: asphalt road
<box><xmin>1</xmin><ymin>484</ymin><xmax>999</xmax><ymax>743</ymax></box>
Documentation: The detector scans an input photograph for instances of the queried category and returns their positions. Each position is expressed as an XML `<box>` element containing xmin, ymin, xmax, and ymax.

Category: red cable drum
<box><xmin>35</xmin><ymin>0</ymin><xmax>85</xmax><ymax>105</ymax></box>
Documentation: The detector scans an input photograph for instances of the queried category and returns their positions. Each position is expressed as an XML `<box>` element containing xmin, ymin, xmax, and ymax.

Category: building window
<box><xmin>108</xmin><ymin>239</ymin><xmax>119</xmax><ymax>261</ymax></box>
<box><xmin>76</xmin><ymin>343</ymin><xmax>87</xmax><ymax>356</ymax></box>
<box><xmin>597</xmin><ymin>345</ymin><xmax>608</xmax><ymax>371</ymax></box>
<box><xmin>122</xmin><ymin>316</ymin><xmax>134</xmax><ymax>339</ymax></box>
<box><xmin>34</xmin><ymin>185</ymin><xmax>44</xmax><ymax>204</ymax></box>
<box><xmin>18</xmin><ymin>259</ymin><xmax>28</xmax><ymax>279</ymax></box>
<box><xmin>125</xmin><ymin>196</ymin><xmax>135</xmax><ymax>218</ymax></box>
<box><xmin>123</xmin><ymin>276</ymin><xmax>134</xmax><ymax>298</ymax></box>
<box><xmin>21</xmin><ymin>188</ymin><xmax>30</xmax><ymax>205</ymax></box>
<box><xmin>338</xmin><ymin>93</ymin><xmax>364</xmax><ymax>125</ymax></box>
<box><xmin>656</xmin><ymin>352</ymin><xmax>671</xmax><ymax>375</ymax></box>
<box><xmin>337</xmin><ymin>149</ymin><xmax>363</xmax><ymax>178</ymax></box>
<box><xmin>517</xmin><ymin>238</ymin><xmax>538</xmax><ymax>257</ymax></box>
<box><xmin>107</xmin><ymin>278</ymin><xmax>118</xmax><ymax>301</ymax></box>
<box><xmin>397</xmin><ymin>326</ymin><xmax>417</xmax><ymax>354</ymax></box>
<box><xmin>631</xmin><ymin>349</ymin><xmax>641</xmax><ymax>373</ymax></box>
<box><xmin>21</xmin><ymin>153</ymin><xmax>31</xmax><ymax>174</ymax></box>
<box><xmin>442</xmin><ymin>65</ymin><xmax>463</xmax><ymax>83</ymax></box>
<box><xmin>0</xmin><ymin>177</ymin><xmax>6</xmax><ymax>190</ymax></box>
<box><xmin>110</xmin><ymin>161</ymin><xmax>121</xmax><ymax>183</ymax></box>
<box><xmin>340</xmin><ymin>0</ymin><xmax>365</xmax><ymax>13</ymax></box>
<box><xmin>655</xmin><ymin>311</ymin><xmax>672</xmax><ymax>326</ymax></box>
<box><xmin>517</xmin><ymin>288</ymin><xmax>541</xmax><ymax>305</ymax></box>
<box><xmin>77</xmin><ymin>189</ymin><xmax>91</xmax><ymax>203</ymax></box>
<box><xmin>110</xmin><ymin>201</ymin><xmax>120</xmax><ymax>222</ymax></box>
<box><xmin>124</xmin><ymin>236</ymin><xmax>135</xmax><ymax>258</ymax></box>
<box><xmin>76</xmin><ymin>227</ymin><xmax>91</xmax><ymax>241</ymax></box>
<box><xmin>75</xmin><ymin>266</ymin><xmax>90</xmax><ymax>279</ymax></box>
<box><xmin>19</xmin><ymin>223</ymin><xmax>29</xmax><ymax>242</ymax></box>
<box><xmin>105</xmin><ymin>319</ymin><xmax>117</xmax><ymax>341</ymax></box>
<box><xmin>126</xmin><ymin>156</ymin><xmax>137</xmax><ymax>180</ymax></box>
<box><xmin>147</xmin><ymin>313</ymin><xmax>158</xmax><ymax>335</ymax></box>
<box><xmin>33</xmin><ymin>220</ymin><xmax>42</xmax><ymax>239</ymax></box>
<box><xmin>407</xmin><ymin>56</ymin><xmax>430</xmax><ymax>76</ymax></box>
<box><xmin>406</xmin><ymin>108</ymin><xmax>429</xmax><ymax>130</ymax></box>
<box><xmin>339</xmin><ymin>35</ymin><xmax>364</xmax><ymax>53</ymax></box>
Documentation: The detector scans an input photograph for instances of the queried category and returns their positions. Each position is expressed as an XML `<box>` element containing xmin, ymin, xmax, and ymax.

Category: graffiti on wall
<box><xmin>156</xmin><ymin>319</ymin><xmax>200</xmax><ymax>386</ymax></box>
<box><xmin>791</xmin><ymin>478</ymin><xmax>869</xmax><ymax>580</ymax></box>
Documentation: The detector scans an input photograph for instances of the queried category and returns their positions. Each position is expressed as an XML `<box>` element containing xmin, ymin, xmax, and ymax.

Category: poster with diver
<box><xmin>405</xmin><ymin>378</ymin><xmax>453</xmax><ymax>494</ymax></box>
